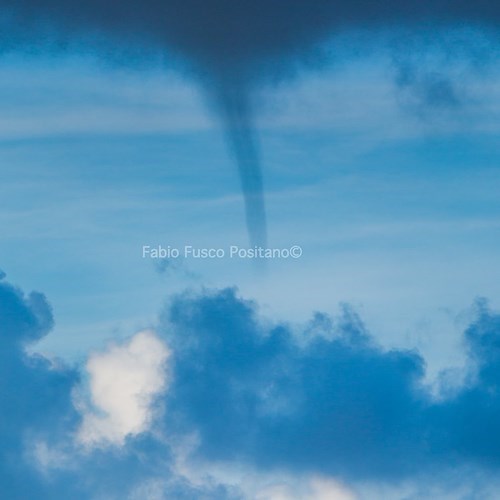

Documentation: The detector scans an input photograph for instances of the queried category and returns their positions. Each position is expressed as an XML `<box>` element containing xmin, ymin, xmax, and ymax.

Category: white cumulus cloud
<box><xmin>77</xmin><ymin>329</ymin><xmax>169</xmax><ymax>447</ymax></box>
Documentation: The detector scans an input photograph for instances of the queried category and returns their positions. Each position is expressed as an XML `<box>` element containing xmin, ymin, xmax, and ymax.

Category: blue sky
<box><xmin>2</xmin><ymin>48</ymin><xmax>500</xmax><ymax>366</ymax></box>
<box><xmin>2</xmin><ymin>19</ymin><xmax>500</xmax><ymax>498</ymax></box>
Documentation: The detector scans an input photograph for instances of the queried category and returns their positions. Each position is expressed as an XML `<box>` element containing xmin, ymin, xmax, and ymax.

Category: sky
<box><xmin>2</xmin><ymin>3</ymin><xmax>500</xmax><ymax>499</ymax></box>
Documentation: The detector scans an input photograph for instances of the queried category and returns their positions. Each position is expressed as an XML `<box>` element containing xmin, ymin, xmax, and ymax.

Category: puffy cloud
<box><xmin>0</xmin><ymin>274</ymin><xmax>79</xmax><ymax>498</ymax></box>
<box><xmin>160</xmin><ymin>288</ymin><xmax>426</xmax><ymax>479</ymax></box>
<box><xmin>0</xmin><ymin>273</ymin><xmax>230</xmax><ymax>499</ymax></box>
<box><xmin>77</xmin><ymin>330</ymin><xmax>170</xmax><ymax>447</ymax></box>
<box><xmin>159</xmin><ymin>288</ymin><xmax>500</xmax><ymax>485</ymax></box>
<box><xmin>426</xmin><ymin>299</ymin><xmax>500</xmax><ymax>467</ymax></box>
<box><xmin>0</xmin><ymin>280</ymin><xmax>197</xmax><ymax>500</ymax></box>
<box><xmin>7</xmin><ymin>273</ymin><xmax>500</xmax><ymax>497</ymax></box>
<box><xmin>0</xmin><ymin>274</ymin><xmax>54</xmax><ymax>346</ymax></box>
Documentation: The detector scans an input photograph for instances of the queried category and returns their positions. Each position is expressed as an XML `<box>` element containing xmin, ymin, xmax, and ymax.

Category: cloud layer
<box><xmin>1</xmin><ymin>1</ymin><xmax>500</xmax><ymax>73</ymax></box>
<box><xmin>159</xmin><ymin>288</ymin><xmax>500</xmax><ymax>492</ymax></box>
<box><xmin>5</xmin><ymin>274</ymin><xmax>500</xmax><ymax>497</ymax></box>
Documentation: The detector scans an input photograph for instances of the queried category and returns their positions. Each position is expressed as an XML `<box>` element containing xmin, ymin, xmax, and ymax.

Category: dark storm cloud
<box><xmin>2</xmin><ymin>0</ymin><xmax>499</xmax><ymax>247</ymax></box>
<box><xmin>160</xmin><ymin>288</ymin><xmax>500</xmax><ymax>481</ymax></box>
<box><xmin>1</xmin><ymin>0</ymin><xmax>500</xmax><ymax>76</ymax></box>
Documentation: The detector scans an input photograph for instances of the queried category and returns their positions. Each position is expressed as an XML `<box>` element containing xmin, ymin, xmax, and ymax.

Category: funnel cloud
<box><xmin>1</xmin><ymin>0</ymin><xmax>500</xmax><ymax>245</ymax></box>
<box><xmin>214</xmin><ymin>83</ymin><xmax>267</xmax><ymax>248</ymax></box>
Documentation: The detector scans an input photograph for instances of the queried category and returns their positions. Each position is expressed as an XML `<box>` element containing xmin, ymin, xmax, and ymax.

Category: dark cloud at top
<box><xmin>160</xmin><ymin>288</ymin><xmax>500</xmax><ymax>483</ymax></box>
<box><xmin>1</xmin><ymin>0</ymin><xmax>500</xmax><ymax>77</ymax></box>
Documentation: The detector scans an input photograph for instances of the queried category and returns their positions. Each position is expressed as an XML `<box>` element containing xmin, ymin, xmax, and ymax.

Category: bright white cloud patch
<box><xmin>308</xmin><ymin>477</ymin><xmax>357</xmax><ymax>500</ymax></box>
<box><xmin>255</xmin><ymin>476</ymin><xmax>356</xmax><ymax>500</ymax></box>
<box><xmin>77</xmin><ymin>329</ymin><xmax>169</xmax><ymax>447</ymax></box>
